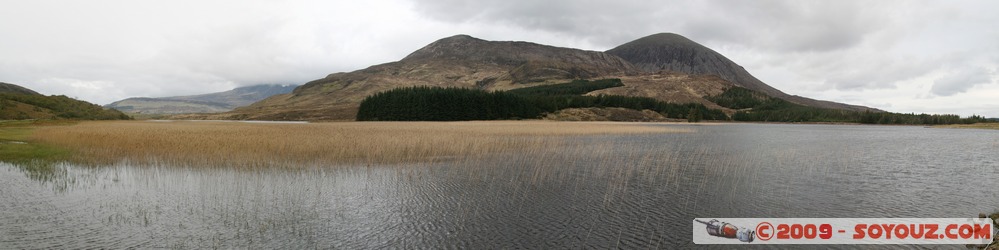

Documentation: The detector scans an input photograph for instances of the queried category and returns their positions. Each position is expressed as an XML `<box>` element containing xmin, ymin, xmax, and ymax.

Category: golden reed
<box><xmin>32</xmin><ymin>120</ymin><xmax>687</xmax><ymax>168</ymax></box>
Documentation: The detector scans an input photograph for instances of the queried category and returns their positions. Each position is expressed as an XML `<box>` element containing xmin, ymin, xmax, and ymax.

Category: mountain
<box><xmin>201</xmin><ymin>33</ymin><xmax>873</xmax><ymax>121</ymax></box>
<box><xmin>0</xmin><ymin>82</ymin><xmax>130</xmax><ymax>120</ymax></box>
<box><xmin>606</xmin><ymin>33</ymin><xmax>872</xmax><ymax>111</ymax></box>
<box><xmin>107</xmin><ymin>84</ymin><xmax>297</xmax><ymax>114</ymax></box>
<box><xmin>206</xmin><ymin>35</ymin><xmax>638</xmax><ymax>120</ymax></box>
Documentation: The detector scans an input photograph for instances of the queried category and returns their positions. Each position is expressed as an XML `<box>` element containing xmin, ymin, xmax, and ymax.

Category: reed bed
<box><xmin>935</xmin><ymin>123</ymin><xmax>999</xmax><ymax>130</ymax></box>
<box><xmin>30</xmin><ymin>120</ymin><xmax>687</xmax><ymax>168</ymax></box>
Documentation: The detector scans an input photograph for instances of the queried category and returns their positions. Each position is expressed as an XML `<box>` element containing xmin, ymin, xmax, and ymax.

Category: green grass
<box><xmin>0</xmin><ymin>120</ymin><xmax>72</xmax><ymax>164</ymax></box>
<box><xmin>0</xmin><ymin>120</ymin><xmax>75</xmax><ymax>181</ymax></box>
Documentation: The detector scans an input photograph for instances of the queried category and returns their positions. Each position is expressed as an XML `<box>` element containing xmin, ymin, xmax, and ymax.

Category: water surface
<box><xmin>1</xmin><ymin>124</ymin><xmax>997</xmax><ymax>248</ymax></box>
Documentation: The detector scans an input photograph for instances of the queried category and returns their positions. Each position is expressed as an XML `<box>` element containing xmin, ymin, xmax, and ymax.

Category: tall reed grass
<box><xmin>31</xmin><ymin>121</ymin><xmax>687</xmax><ymax>168</ymax></box>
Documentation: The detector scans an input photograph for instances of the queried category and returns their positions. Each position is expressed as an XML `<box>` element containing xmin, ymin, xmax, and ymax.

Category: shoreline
<box><xmin>6</xmin><ymin>118</ymin><xmax>995</xmax><ymax>128</ymax></box>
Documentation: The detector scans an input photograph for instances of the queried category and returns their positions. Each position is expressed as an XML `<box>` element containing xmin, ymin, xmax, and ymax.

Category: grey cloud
<box><xmin>931</xmin><ymin>67</ymin><xmax>992</xmax><ymax>96</ymax></box>
<box><xmin>0</xmin><ymin>59</ymin><xmax>238</xmax><ymax>104</ymax></box>
<box><xmin>822</xmin><ymin>56</ymin><xmax>936</xmax><ymax>90</ymax></box>
<box><xmin>412</xmin><ymin>0</ymin><xmax>967</xmax><ymax>94</ymax></box>
<box><xmin>413</xmin><ymin>0</ymin><xmax>661</xmax><ymax>48</ymax></box>
<box><xmin>152</xmin><ymin>19</ymin><xmax>321</xmax><ymax>85</ymax></box>
<box><xmin>678</xmin><ymin>1</ymin><xmax>886</xmax><ymax>53</ymax></box>
<box><xmin>0</xmin><ymin>0</ymin><xmax>432</xmax><ymax>105</ymax></box>
<box><xmin>763</xmin><ymin>49</ymin><xmax>940</xmax><ymax>91</ymax></box>
<box><xmin>412</xmin><ymin>0</ymin><xmax>886</xmax><ymax>53</ymax></box>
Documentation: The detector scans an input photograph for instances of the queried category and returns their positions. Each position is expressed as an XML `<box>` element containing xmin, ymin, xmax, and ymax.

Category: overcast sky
<box><xmin>1</xmin><ymin>0</ymin><xmax>996</xmax><ymax>116</ymax></box>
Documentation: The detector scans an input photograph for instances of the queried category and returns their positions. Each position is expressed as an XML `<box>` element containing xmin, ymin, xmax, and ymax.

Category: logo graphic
<box><xmin>694</xmin><ymin>218</ymin><xmax>994</xmax><ymax>244</ymax></box>
<box><xmin>694</xmin><ymin>219</ymin><xmax>756</xmax><ymax>243</ymax></box>
<box><xmin>756</xmin><ymin>222</ymin><xmax>774</xmax><ymax>241</ymax></box>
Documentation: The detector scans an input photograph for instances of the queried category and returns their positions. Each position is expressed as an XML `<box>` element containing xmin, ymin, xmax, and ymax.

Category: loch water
<box><xmin>2</xmin><ymin>124</ymin><xmax>997</xmax><ymax>248</ymax></box>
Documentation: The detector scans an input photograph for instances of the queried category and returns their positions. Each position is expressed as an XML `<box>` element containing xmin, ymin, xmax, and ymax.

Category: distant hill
<box><xmin>188</xmin><ymin>33</ymin><xmax>874</xmax><ymax>121</ymax></box>
<box><xmin>0</xmin><ymin>82</ymin><xmax>130</xmax><ymax>120</ymax></box>
<box><xmin>106</xmin><ymin>84</ymin><xmax>297</xmax><ymax>114</ymax></box>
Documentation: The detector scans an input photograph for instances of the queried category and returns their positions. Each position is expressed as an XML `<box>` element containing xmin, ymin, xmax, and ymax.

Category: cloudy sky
<box><xmin>1</xmin><ymin>0</ymin><xmax>996</xmax><ymax>116</ymax></box>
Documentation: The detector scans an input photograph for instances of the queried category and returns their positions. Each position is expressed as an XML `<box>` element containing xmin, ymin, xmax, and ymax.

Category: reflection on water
<box><xmin>1</xmin><ymin>124</ymin><xmax>997</xmax><ymax>248</ymax></box>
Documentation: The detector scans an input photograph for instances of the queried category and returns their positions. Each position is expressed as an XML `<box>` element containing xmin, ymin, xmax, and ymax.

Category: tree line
<box><xmin>356</xmin><ymin>79</ymin><xmax>724</xmax><ymax>121</ymax></box>
<box><xmin>356</xmin><ymin>81</ymin><xmax>992</xmax><ymax>124</ymax></box>
<box><xmin>356</xmin><ymin>86</ymin><xmax>538</xmax><ymax>121</ymax></box>
<box><xmin>710</xmin><ymin>87</ymin><xmax>991</xmax><ymax>124</ymax></box>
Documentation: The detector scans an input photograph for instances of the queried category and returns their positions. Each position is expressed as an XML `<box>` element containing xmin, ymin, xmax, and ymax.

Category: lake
<box><xmin>2</xmin><ymin>124</ymin><xmax>997</xmax><ymax>248</ymax></box>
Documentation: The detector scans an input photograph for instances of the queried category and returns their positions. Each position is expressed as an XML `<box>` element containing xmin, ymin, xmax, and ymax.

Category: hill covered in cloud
<box><xmin>106</xmin><ymin>84</ymin><xmax>298</xmax><ymax>115</ymax></box>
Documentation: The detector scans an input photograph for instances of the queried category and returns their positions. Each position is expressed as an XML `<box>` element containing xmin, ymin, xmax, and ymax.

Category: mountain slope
<box><xmin>215</xmin><ymin>35</ymin><xmax>639</xmax><ymax>120</ymax></box>
<box><xmin>607</xmin><ymin>33</ymin><xmax>873</xmax><ymax>111</ymax></box>
<box><xmin>107</xmin><ymin>84</ymin><xmax>297</xmax><ymax>114</ymax></box>
<box><xmin>607</xmin><ymin>33</ymin><xmax>783</xmax><ymax>96</ymax></box>
<box><xmin>204</xmin><ymin>33</ymin><xmax>873</xmax><ymax>121</ymax></box>
<box><xmin>398</xmin><ymin>34</ymin><xmax>638</xmax><ymax>83</ymax></box>
<box><xmin>0</xmin><ymin>82</ymin><xmax>130</xmax><ymax>120</ymax></box>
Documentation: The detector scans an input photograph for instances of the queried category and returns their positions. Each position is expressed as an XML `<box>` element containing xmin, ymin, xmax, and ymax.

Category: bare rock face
<box><xmin>608</xmin><ymin>33</ymin><xmax>874</xmax><ymax>111</ymax></box>
<box><xmin>607</xmin><ymin>33</ymin><xmax>782</xmax><ymax>96</ymax></box>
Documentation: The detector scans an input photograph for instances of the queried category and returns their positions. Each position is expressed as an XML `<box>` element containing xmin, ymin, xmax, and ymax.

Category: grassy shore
<box><xmin>21</xmin><ymin>120</ymin><xmax>687</xmax><ymax>168</ymax></box>
<box><xmin>935</xmin><ymin>123</ymin><xmax>999</xmax><ymax>130</ymax></box>
<box><xmin>0</xmin><ymin>120</ymin><xmax>73</xmax><ymax>163</ymax></box>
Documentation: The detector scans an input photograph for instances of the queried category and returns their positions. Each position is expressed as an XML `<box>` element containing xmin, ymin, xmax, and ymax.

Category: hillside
<box><xmin>0</xmin><ymin>82</ymin><xmax>41</xmax><ymax>95</ymax></box>
<box><xmin>107</xmin><ymin>84</ymin><xmax>297</xmax><ymax>114</ymax></box>
<box><xmin>0</xmin><ymin>82</ymin><xmax>130</xmax><ymax>120</ymax></box>
<box><xmin>208</xmin><ymin>35</ymin><xmax>639</xmax><ymax>120</ymax></box>
<box><xmin>197</xmin><ymin>33</ymin><xmax>873</xmax><ymax>121</ymax></box>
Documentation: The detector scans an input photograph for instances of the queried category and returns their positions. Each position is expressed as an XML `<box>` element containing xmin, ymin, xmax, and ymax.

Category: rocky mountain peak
<box><xmin>607</xmin><ymin>33</ymin><xmax>873</xmax><ymax>111</ymax></box>
<box><xmin>635</xmin><ymin>33</ymin><xmax>698</xmax><ymax>45</ymax></box>
<box><xmin>608</xmin><ymin>33</ymin><xmax>788</xmax><ymax>99</ymax></box>
<box><xmin>393</xmin><ymin>35</ymin><xmax>638</xmax><ymax>83</ymax></box>
<box><xmin>607</xmin><ymin>33</ymin><xmax>756</xmax><ymax>85</ymax></box>
<box><xmin>402</xmin><ymin>35</ymin><xmax>634</xmax><ymax>69</ymax></box>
